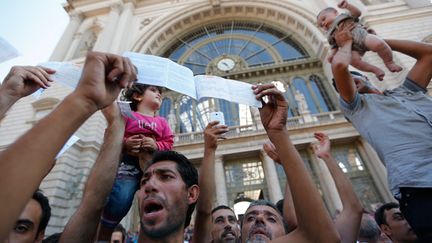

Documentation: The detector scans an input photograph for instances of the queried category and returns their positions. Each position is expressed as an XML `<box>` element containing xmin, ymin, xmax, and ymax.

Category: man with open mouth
<box><xmin>136</xmin><ymin>151</ymin><xmax>199</xmax><ymax>242</ymax></box>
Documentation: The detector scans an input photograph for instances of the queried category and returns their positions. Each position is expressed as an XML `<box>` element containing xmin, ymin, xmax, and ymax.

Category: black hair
<box><xmin>244</xmin><ymin>200</ymin><xmax>289</xmax><ymax>234</ymax></box>
<box><xmin>146</xmin><ymin>151</ymin><xmax>198</xmax><ymax>228</ymax></box>
<box><xmin>33</xmin><ymin>190</ymin><xmax>51</xmax><ymax>235</ymax></box>
<box><xmin>374</xmin><ymin>202</ymin><xmax>399</xmax><ymax>226</ymax></box>
<box><xmin>332</xmin><ymin>70</ymin><xmax>367</xmax><ymax>93</ymax></box>
<box><xmin>359</xmin><ymin>214</ymin><xmax>380</xmax><ymax>241</ymax></box>
<box><xmin>121</xmin><ymin>83</ymin><xmax>163</xmax><ymax>111</ymax></box>
<box><xmin>113</xmin><ymin>224</ymin><xmax>127</xmax><ymax>242</ymax></box>
<box><xmin>211</xmin><ymin>205</ymin><xmax>236</xmax><ymax>216</ymax></box>
<box><xmin>42</xmin><ymin>232</ymin><xmax>62</xmax><ymax>243</ymax></box>
<box><xmin>275</xmin><ymin>199</ymin><xmax>284</xmax><ymax>215</ymax></box>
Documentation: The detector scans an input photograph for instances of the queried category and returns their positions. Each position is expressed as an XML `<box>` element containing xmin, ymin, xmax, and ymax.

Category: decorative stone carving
<box><xmin>140</xmin><ymin>17</ymin><xmax>154</xmax><ymax>30</ymax></box>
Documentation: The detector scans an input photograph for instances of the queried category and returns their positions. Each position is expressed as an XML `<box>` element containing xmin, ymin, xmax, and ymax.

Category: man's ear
<box><xmin>380</xmin><ymin>224</ymin><xmax>392</xmax><ymax>237</ymax></box>
<box><xmin>187</xmin><ymin>185</ymin><xmax>200</xmax><ymax>205</ymax></box>
<box><xmin>35</xmin><ymin>230</ymin><xmax>45</xmax><ymax>243</ymax></box>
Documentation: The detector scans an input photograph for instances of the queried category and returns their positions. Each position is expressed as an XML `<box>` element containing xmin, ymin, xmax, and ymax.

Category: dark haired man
<box><xmin>5</xmin><ymin>190</ymin><xmax>51</xmax><ymax>243</ymax></box>
<box><xmin>211</xmin><ymin>205</ymin><xmax>240</xmax><ymax>243</ymax></box>
<box><xmin>237</xmin><ymin>84</ymin><xmax>340</xmax><ymax>243</ymax></box>
<box><xmin>111</xmin><ymin>224</ymin><xmax>126</xmax><ymax>243</ymax></box>
<box><xmin>241</xmin><ymin>200</ymin><xmax>287</xmax><ymax>243</ymax></box>
<box><xmin>137</xmin><ymin>151</ymin><xmax>199</xmax><ymax>242</ymax></box>
<box><xmin>332</xmin><ymin>23</ymin><xmax>432</xmax><ymax>241</ymax></box>
<box><xmin>374</xmin><ymin>203</ymin><xmax>417</xmax><ymax>243</ymax></box>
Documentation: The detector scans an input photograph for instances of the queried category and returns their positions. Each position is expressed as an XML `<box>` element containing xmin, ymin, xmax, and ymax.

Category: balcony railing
<box><xmin>174</xmin><ymin>110</ymin><xmax>346</xmax><ymax>145</ymax></box>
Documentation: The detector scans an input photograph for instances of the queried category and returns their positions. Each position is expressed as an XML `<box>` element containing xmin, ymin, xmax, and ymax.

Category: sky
<box><xmin>0</xmin><ymin>0</ymin><xmax>69</xmax><ymax>81</ymax></box>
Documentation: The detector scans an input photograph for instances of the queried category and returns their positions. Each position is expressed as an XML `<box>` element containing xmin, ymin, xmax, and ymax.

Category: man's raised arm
<box><xmin>312</xmin><ymin>132</ymin><xmax>363</xmax><ymax>243</ymax></box>
<box><xmin>252</xmin><ymin>84</ymin><xmax>340</xmax><ymax>243</ymax></box>
<box><xmin>385</xmin><ymin>39</ymin><xmax>432</xmax><ymax>90</ymax></box>
<box><xmin>60</xmin><ymin>103</ymin><xmax>125</xmax><ymax>243</ymax></box>
<box><xmin>263</xmin><ymin>142</ymin><xmax>298</xmax><ymax>233</ymax></box>
<box><xmin>0</xmin><ymin>52</ymin><xmax>137</xmax><ymax>241</ymax></box>
<box><xmin>331</xmin><ymin>23</ymin><xmax>357</xmax><ymax>103</ymax></box>
<box><xmin>0</xmin><ymin>66</ymin><xmax>54</xmax><ymax>119</ymax></box>
<box><xmin>192</xmin><ymin>121</ymin><xmax>228</xmax><ymax>243</ymax></box>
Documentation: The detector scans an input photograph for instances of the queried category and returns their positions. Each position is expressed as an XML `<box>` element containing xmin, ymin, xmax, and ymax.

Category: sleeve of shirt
<box><xmin>403</xmin><ymin>78</ymin><xmax>427</xmax><ymax>93</ymax></box>
<box><xmin>155</xmin><ymin>118</ymin><xmax>174</xmax><ymax>151</ymax></box>
<box><xmin>339</xmin><ymin>92</ymin><xmax>362</xmax><ymax>116</ymax></box>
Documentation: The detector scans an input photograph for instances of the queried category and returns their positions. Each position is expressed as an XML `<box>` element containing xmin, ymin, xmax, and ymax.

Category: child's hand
<box><xmin>125</xmin><ymin>134</ymin><xmax>144</xmax><ymax>154</ymax></box>
<box><xmin>141</xmin><ymin>137</ymin><xmax>157</xmax><ymax>152</ymax></box>
<box><xmin>338</xmin><ymin>0</ymin><xmax>348</xmax><ymax>9</ymax></box>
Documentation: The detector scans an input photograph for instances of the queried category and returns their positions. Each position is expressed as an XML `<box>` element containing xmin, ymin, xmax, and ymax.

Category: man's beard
<box><xmin>245</xmin><ymin>222</ymin><xmax>272</xmax><ymax>243</ymax></box>
<box><xmin>140</xmin><ymin>197</ymin><xmax>188</xmax><ymax>238</ymax></box>
<box><xmin>245</xmin><ymin>235</ymin><xmax>267</xmax><ymax>243</ymax></box>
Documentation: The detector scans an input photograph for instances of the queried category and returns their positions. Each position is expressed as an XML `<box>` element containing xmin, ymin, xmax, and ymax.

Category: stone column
<box><xmin>110</xmin><ymin>2</ymin><xmax>134</xmax><ymax>53</ymax></box>
<box><xmin>93</xmin><ymin>3</ymin><xmax>121</xmax><ymax>52</ymax></box>
<box><xmin>215</xmin><ymin>156</ymin><xmax>228</xmax><ymax>206</ymax></box>
<box><xmin>356</xmin><ymin>139</ymin><xmax>394</xmax><ymax>202</ymax></box>
<box><xmin>64</xmin><ymin>32</ymin><xmax>83</xmax><ymax>61</ymax></box>
<box><xmin>308</xmin><ymin>148</ymin><xmax>342</xmax><ymax>214</ymax></box>
<box><xmin>260</xmin><ymin>150</ymin><xmax>283</xmax><ymax>203</ymax></box>
<box><xmin>250</xmin><ymin>107</ymin><xmax>263</xmax><ymax>130</ymax></box>
<box><xmin>50</xmin><ymin>11</ymin><xmax>83</xmax><ymax>61</ymax></box>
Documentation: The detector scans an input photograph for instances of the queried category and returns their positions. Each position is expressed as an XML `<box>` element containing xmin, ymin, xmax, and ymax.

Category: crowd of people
<box><xmin>0</xmin><ymin>1</ymin><xmax>431</xmax><ymax>242</ymax></box>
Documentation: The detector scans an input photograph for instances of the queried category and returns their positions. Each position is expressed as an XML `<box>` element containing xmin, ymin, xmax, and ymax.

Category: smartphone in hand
<box><xmin>210</xmin><ymin>111</ymin><xmax>225</xmax><ymax>126</ymax></box>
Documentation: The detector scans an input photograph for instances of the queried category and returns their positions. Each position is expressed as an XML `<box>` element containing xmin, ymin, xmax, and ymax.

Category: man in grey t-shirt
<box><xmin>331</xmin><ymin>23</ymin><xmax>432</xmax><ymax>242</ymax></box>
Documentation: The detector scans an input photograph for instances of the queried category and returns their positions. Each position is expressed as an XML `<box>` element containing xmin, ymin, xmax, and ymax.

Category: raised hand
<box><xmin>0</xmin><ymin>66</ymin><xmax>55</xmax><ymax>99</ymax></box>
<box><xmin>204</xmin><ymin>121</ymin><xmax>229</xmax><ymax>150</ymax></box>
<box><xmin>312</xmin><ymin>132</ymin><xmax>331</xmax><ymax>159</ymax></box>
<box><xmin>73</xmin><ymin>52</ymin><xmax>137</xmax><ymax>111</ymax></box>
<box><xmin>338</xmin><ymin>0</ymin><xmax>348</xmax><ymax>8</ymax></box>
<box><xmin>252</xmin><ymin>83</ymin><xmax>288</xmax><ymax>133</ymax></box>
<box><xmin>263</xmin><ymin>141</ymin><xmax>281</xmax><ymax>164</ymax></box>
<box><xmin>334</xmin><ymin>22</ymin><xmax>355</xmax><ymax>48</ymax></box>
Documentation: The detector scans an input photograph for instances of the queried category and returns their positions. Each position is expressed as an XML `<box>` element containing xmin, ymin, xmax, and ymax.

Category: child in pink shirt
<box><xmin>100</xmin><ymin>83</ymin><xmax>174</xmax><ymax>232</ymax></box>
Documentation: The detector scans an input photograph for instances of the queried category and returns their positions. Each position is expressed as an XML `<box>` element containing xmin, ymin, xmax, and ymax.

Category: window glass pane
<box><xmin>331</xmin><ymin>144</ymin><xmax>383</xmax><ymax>211</ymax></box>
<box><xmin>292</xmin><ymin>78</ymin><xmax>319</xmax><ymax>114</ymax></box>
<box><xmin>225</xmin><ymin>159</ymin><xmax>269</xmax><ymax>205</ymax></box>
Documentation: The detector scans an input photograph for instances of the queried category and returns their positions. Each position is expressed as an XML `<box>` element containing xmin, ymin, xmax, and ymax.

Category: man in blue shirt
<box><xmin>331</xmin><ymin>22</ymin><xmax>432</xmax><ymax>242</ymax></box>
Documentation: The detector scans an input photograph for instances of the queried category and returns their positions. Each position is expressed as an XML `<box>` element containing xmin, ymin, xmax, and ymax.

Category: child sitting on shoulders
<box><xmin>100</xmin><ymin>83</ymin><xmax>174</xmax><ymax>232</ymax></box>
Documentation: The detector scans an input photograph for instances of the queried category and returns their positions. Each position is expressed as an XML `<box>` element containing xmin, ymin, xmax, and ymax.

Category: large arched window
<box><xmin>163</xmin><ymin>21</ymin><xmax>308</xmax><ymax>75</ymax></box>
<box><xmin>158</xmin><ymin>20</ymin><xmax>335</xmax><ymax>132</ymax></box>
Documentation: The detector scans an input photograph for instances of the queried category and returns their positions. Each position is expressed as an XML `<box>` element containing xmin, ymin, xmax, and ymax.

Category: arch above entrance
<box><xmin>131</xmin><ymin>1</ymin><xmax>329</xmax><ymax>60</ymax></box>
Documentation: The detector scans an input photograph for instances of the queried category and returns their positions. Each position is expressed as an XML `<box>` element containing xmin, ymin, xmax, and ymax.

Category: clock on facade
<box><xmin>217</xmin><ymin>57</ymin><xmax>235</xmax><ymax>71</ymax></box>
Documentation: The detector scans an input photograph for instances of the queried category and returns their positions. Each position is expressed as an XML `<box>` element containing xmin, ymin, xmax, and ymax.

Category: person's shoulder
<box><xmin>339</xmin><ymin>92</ymin><xmax>363</xmax><ymax>114</ymax></box>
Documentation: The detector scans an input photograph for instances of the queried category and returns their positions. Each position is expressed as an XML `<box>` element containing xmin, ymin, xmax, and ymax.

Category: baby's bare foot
<box><xmin>373</xmin><ymin>69</ymin><xmax>385</xmax><ymax>81</ymax></box>
<box><xmin>385</xmin><ymin>62</ymin><xmax>402</xmax><ymax>72</ymax></box>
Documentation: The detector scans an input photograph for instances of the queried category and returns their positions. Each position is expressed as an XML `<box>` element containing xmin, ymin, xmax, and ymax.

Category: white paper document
<box><xmin>123</xmin><ymin>52</ymin><xmax>261</xmax><ymax>108</ymax></box>
<box><xmin>37</xmin><ymin>53</ymin><xmax>261</xmax><ymax>108</ymax></box>
<box><xmin>0</xmin><ymin>37</ymin><xmax>20</xmax><ymax>63</ymax></box>
<box><xmin>39</xmin><ymin>62</ymin><xmax>83</xmax><ymax>89</ymax></box>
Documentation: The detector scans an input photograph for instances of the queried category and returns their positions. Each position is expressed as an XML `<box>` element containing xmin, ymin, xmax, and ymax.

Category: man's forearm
<box><xmin>320</xmin><ymin>152</ymin><xmax>362</xmax><ymax>243</ymax></box>
<box><xmin>193</xmin><ymin>147</ymin><xmax>216</xmax><ymax>243</ymax></box>
<box><xmin>60</xmin><ymin>119</ymin><xmax>124</xmax><ymax>243</ymax></box>
<box><xmin>0</xmin><ymin>89</ymin><xmax>19</xmax><ymax>119</ymax></box>
<box><xmin>267</xmin><ymin>130</ymin><xmax>339</xmax><ymax>242</ymax></box>
<box><xmin>0</xmin><ymin>93</ymin><xmax>97</xmax><ymax>241</ymax></box>
<box><xmin>320</xmin><ymin>153</ymin><xmax>362</xmax><ymax>211</ymax></box>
